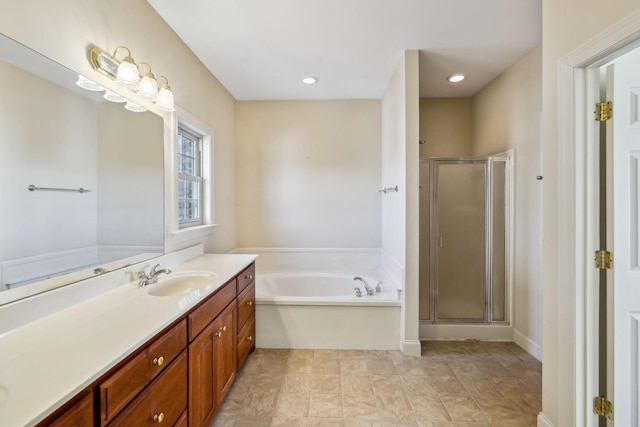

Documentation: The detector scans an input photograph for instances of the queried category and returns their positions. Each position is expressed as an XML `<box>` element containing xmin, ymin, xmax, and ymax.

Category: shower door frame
<box><xmin>423</xmin><ymin>156</ymin><xmax>512</xmax><ymax>325</ymax></box>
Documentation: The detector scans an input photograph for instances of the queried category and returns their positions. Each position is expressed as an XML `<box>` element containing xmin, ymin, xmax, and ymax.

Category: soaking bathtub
<box><xmin>254</xmin><ymin>268</ymin><xmax>401</xmax><ymax>349</ymax></box>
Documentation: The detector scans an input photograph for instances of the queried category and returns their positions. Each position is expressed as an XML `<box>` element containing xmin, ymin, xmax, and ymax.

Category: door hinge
<box><xmin>595</xmin><ymin>101</ymin><xmax>612</xmax><ymax>121</ymax></box>
<box><xmin>595</xmin><ymin>250</ymin><xmax>613</xmax><ymax>269</ymax></box>
<box><xmin>593</xmin><ymin>396</ymin><xmax>613</xmax><ymax>420</ymax></box>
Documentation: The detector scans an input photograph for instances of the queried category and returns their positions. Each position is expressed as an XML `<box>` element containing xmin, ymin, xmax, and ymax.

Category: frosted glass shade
<box><xmin>115</xmin><ymin>60</ymin><xmax>139</xmax><ymax>90</ymax></box>
<box><xmin>124</xmin><ymin>100</ymin><xmax>147</xmax><ymax>112</ymax></box>
<box><xmin>76</xmin><ymin>75</ymin><xmax>104</xmax><ymax>91</ymax></box>
<box><xmin>155</xmin><ymin>87</ymin><xmax>175</xmax><ymax>112</ymax></box>
<box><xmin>138</xmin><ymin>75</ymin><xmax>158</xmax><ymax>100</ymax></box>
<box><xmin>103</xmin><ymin>90</ymin><xmax>126</xmax><ymax>103</ymax></box>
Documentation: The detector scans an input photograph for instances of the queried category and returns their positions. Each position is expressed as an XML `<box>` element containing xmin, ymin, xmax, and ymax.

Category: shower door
<box><xmin>419</xmin><ymin>158</ymin><xmax>509</xmax><ymax>323</ymax></box>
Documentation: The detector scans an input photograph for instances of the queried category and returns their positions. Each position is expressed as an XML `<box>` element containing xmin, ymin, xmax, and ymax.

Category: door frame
<box><xmin>556</xmin><ymin>9</ymin><xmax>640</xmax><ymax>427</ymax></box>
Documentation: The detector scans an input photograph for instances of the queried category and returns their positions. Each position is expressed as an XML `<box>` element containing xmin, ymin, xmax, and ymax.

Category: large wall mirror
<box><xmin>0</xmin><ymin>33</ymin><xmax>165</xmax><ymax>305</ymax></box>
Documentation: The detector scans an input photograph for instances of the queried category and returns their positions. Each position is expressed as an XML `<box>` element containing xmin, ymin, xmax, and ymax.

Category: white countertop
<box><xmin>0</xmin><ymin>251</ymin><xmax>256</xmax><ymax>427</ymax></box>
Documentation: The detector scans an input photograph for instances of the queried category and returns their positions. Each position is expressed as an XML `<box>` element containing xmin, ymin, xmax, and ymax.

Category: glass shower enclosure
<box><xmin>419</xmin><ymin>157</ymin><xmax>509</xmax><ymax>323</ymax></box>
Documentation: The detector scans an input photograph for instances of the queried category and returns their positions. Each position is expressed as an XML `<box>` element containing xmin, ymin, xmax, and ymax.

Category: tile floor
<box><xmin>211</xmin><ymin>340</ymin><xmax>542</xmax><ymax>427</ymax></box>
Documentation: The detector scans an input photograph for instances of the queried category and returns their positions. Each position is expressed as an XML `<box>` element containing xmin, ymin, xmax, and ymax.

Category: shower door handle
<box><xmin>439</xmin><ymin>236</ymin><xmax>444</xmax><ymax>247</ymax></box>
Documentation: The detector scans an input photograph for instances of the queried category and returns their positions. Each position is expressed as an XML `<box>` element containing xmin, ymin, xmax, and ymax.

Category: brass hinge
<box><xmin>595</xmin><ymin>250</ymin><xmax>613</xmax><ymax>269</ymax></box>
<box><xmin>593</xmin><ymin>396</ymin><xmax>613</xmax><ymax>420</ymax></box>
<box><xmin>595</xmin><ymin>101</ymin><xmax>612</xmax><ymax>121</ymax></box>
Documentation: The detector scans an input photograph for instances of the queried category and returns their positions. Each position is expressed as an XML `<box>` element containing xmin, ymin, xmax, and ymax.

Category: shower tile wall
<box><xmin>211</xmin><ymin>341</ymin><xmax>541</xmax><ymax>426</ymax></box>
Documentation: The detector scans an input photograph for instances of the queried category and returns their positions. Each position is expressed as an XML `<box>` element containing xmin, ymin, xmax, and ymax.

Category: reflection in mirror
<box><xmin>0</xmin><ymin>33</ymin><xmax>165</xmax><ymax>305</ymax></box>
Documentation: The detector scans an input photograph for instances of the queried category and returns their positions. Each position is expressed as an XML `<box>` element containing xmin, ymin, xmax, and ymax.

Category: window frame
<box><xmin>177</xmin><ymin>122</ymin><xmax>204</xmax><ymax>229</ymax></box>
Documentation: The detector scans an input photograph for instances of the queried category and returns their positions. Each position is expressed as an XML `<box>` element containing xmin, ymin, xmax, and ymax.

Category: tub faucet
<box><xmin>137</xmin><ymin>264</ymin><xmax>172</xmax><ymax>287</ymax></box>
<box><xmin>354</xmin><ymin>276</ymin><xmax>374</xmax><ymax>296</ymax></box>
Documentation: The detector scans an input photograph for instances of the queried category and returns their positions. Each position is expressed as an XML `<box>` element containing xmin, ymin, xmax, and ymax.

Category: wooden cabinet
<box><xmin>188</xmin><ymin>279</ymin><xmax>238</xmax><ymax>427</ymax></box>
<box><xmin>212</xmin><ymin>302</ymin><xmax>237</xmax><ymax>406</ymax></box>
<box><xmin>237</xmin><ymin>265</ymin><xmax>256</xmax><ymax>369</ymax></box>
<box><xmin>99</xmin><ymin>319</ymin><xmax>187</xmax><ymax>425</ymax></box>
<box><xmin>37</xmin><ymin>262</ymin><xmax>256</xmax><ymax>427</ymax></box>
<box><xmin>108</xmin><ymin>352</ymin><xmax>187</xmax><ymax>427</ymax></box>
<box><xmin>47</xmin><ymin>392</ymin><xmax>94</xmax><ymax>427</ymax></box>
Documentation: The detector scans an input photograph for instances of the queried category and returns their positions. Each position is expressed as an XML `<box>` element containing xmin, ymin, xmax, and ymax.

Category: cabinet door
<box><xmin>188</xmin><ymin>322</ymin><xmax>216</xmax><ymax>427</ymax></box>
<box><xmin>48</xmin><ymin>392</ymin><xmax>93</xmax><ymax>427</ymax></box>
<box><xmin>213</xmin><ymin>302</ymin><xmax>237</xmax><ymax>408</ymax></box>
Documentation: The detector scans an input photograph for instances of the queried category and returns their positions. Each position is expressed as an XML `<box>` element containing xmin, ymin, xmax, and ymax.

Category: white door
<box><xmin>606</xmin><ymin>61</ymin><xmax>640</xmax><ymax>426</ymax></box>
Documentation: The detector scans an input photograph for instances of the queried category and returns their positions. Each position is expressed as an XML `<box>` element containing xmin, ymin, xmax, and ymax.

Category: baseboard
<box><xmin>402</xmin><ymin>339</ymin><xmax>421</xmax><ymax>357</ymax></box>
<box><xmin>537</xmin><ymin>412</ymin><xmax>555</xmax><ymax>427</ymax></box>
<box><xmin>513</xmin><ymin>328</ymin><xmax>542</xmax><ymax>361</ymax></box>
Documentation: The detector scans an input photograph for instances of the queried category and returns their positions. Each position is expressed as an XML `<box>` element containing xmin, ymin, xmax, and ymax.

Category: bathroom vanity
<box><xmin>0</xmin><ymin>249</ymin><xmax>256</xmax><ymax>427</ymax></box>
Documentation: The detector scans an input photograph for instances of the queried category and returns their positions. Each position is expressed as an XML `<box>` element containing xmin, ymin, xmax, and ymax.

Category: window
<box><xmin>177</xmin><ymin>124</ymin><xmax>203</xmax><ymax>228</ymax></box>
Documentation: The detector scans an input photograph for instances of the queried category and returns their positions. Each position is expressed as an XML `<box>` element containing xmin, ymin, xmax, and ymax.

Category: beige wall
<box><xmin>541</xmin><ymin>1</ymin><xmax>640</xmax><ymax>425</ymax></box>
<box><xmin>472</xmin><ymin>47</ymin><xmax>543</xmax><ymax>358</ymax></box>
<box><xmin>236</xmin><ymin>100</ymin><xmax>381</xmax><ymax>248</ymax></box>
<box><xmin>0</xmin><ymin>0</ymin><xmax>238</xmax><ymax>253</ymax></box>
<box><xmin>419</xmin><ymin>98</ymin><xmax>472</xmax><ymax>158</ymax></box>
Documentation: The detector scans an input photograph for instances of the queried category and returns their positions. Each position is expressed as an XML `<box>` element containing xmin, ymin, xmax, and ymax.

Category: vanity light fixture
<box><xmin>112</xmin><ymin>46</ymin><xmax>140</xmax><ymax>90</ymax></box>
<box><xmin>87</xmin><ymin>45</ymin><xmax>175</xmax><ymax>112</ymax></box>
<box><xmin>302</xmin><ymin>76</ymin><xmax>318</xmax><ymax>85</ymax></box>
<box><xmin>136</xmin><ymin>63</ymin><xmax>159</xmax><ymax>100</ymax></box>
<box><xmin>155</xmin><ymin>76</ymin><xmax>175</xmax><ymax>112</ymax></box>
<box><xmin>447</xmin><ymin>74</ymin><xmax>465</xmax><ymax>83</ymax></box>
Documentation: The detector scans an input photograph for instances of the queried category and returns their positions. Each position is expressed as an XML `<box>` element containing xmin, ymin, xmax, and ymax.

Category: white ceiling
<box><xmin>147</xmin><ymin>0</ymin><xmax>541</xmax><ymax>100</ymax></box>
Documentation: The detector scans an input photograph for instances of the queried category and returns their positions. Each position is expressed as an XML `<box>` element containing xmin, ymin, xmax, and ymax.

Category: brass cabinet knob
<box><xmin>152</xmin><ymin>356</ymin><xmax>164</xmax><ymax>367</ymax></box>
<box><xmin>215</xmin><ymin>331</ymin><xmax>222</xmax><ymax>338</ymax></box>
<box><xmin>246</xmin><ymin>274</ymin><xmax>253</xmax><ymax>280</ymax></box>
<box><xmin>222</xmin><ymin>325</ymin><xmax>227</xmax><ymax>332</ymax></box>
<box><xmin>153</xmin><ymin>412</ymin><xmax>165</xmax><ymax>423</ymax></box>
<box><xmin>247</xmin><ymin>301</ymin><xmax>253</xmax><ymax>306</ymax></box>
<box><xmin>247</xmin><ymin>336</ymin><xmax>253</xmax><ymax>341</ymax></box>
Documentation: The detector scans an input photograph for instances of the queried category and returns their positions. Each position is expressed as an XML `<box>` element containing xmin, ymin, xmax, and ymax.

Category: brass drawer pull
<box><xmin>247</xmin><ymin>301</ymin><xmax>253</xmax><ymax>306</ymax></box>
<box><xmin>221</xmin><ymin>325</ymin><xmax>227</xmax><ymax>332</ymax></box>
<box><xmin>247</xmin><ymin>335</ymin><xmax>253</xmax><ymax>341</ymax></box>
<box><xmin>152</xmin><ymin>356</ymin><xmax>164</xmax><ymax>367</ymax></box>
<box><xmin>246</xmin><ymin>274</ymin><xmax>253</xmax><ymax>280</ymax></box>
<box><xmin>215</xmin><ymin>331</ymin><xmax>222</xmax><ymax>338</ymax></box>
<box><xmin>153</xmin><ymin>412</ymin><xmax>165</xmax><ymax>423</ymax></box>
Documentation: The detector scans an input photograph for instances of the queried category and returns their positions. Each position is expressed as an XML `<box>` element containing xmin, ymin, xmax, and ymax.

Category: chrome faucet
<box><xmin>375</xmin><ymin>281</ymin><xmax>383</xmax><ymax>292</ymax></box>
<box><xmin>137</xmin><ymin>264</ymin><xmax>172</xmax><ymax>287</ymax></box>
<box><xmin>354</xmin><ymin>276</ymin><xmax>374</xmax><ymax>296</ymax></box>
<box><xmin>354</xmin><ymin>287</ymin><xmax>362</xmax><ymax>297</ymax></box>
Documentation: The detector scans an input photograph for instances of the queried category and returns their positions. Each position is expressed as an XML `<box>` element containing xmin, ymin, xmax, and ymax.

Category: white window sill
<box><xmin>169</xmin><ymin>224</ymin><xmax>218</xmax><ymax>243</ymax></box>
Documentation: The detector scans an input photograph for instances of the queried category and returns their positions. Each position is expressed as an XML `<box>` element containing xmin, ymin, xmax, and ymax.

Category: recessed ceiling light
<box><xmin>302</xmin><ymin>76</ymin><xmax>318</xmax><ymax>85</ymax></box>
<box><xmin>447</xmin><ymin>74</ymin><xmax>465</xmax><ymax>83</ymax></box>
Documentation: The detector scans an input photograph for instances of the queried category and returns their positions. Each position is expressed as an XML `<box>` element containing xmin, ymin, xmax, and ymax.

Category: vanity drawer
<box><xmin>99</xmin><ymin>319</ymin><xmax>187</xmax><ymax>425</ymax></box>
<box><xmin>188</xmin><ymin>279</ymin><xmax>236</xmax><ymax>341</ymax></box>
<box><xmin>237</xmin><ymin>263</ymin><xmax>255</xmax><ymax>293</ymax></box>
<box><xmin>109</xmin><ymin>351</ymin><xmax>187</xmax><ymax>427</ymax></box>
<box><xmin>237</xmin><ymin>313</ymin><xmax>255</xmax><ymax>370</ymax></box>
<box><xmin>237</xmin><ymin>281</ymin><xmax>255</xmax><ymax>329</ymax></box>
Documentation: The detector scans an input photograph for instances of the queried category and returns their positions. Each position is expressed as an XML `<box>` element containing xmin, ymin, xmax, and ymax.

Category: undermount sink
<box><xmin>146</xmin><ymin>272</ymin><xmax>217</xmax><ymax>297</ymax></box>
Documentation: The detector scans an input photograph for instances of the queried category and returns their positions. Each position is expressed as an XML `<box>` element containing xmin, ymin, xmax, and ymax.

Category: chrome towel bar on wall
<box><xmin>28</xmin><ymin>184</ymin><xmax>91</xmax><ymax>194</ymax></box>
